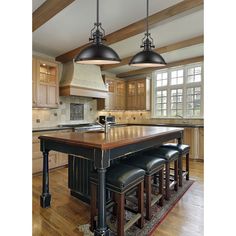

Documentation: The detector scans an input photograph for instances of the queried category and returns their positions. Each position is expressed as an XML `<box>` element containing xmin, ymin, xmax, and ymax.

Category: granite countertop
<box><xmin>32</xmin><ymin>126</ymin><xmax>73</xmax><ymax>132</ymax></box>
<box><xmin>128</xmin><ymin>123</ymin><xmax>204</xmax><ymax>128</ymax></box>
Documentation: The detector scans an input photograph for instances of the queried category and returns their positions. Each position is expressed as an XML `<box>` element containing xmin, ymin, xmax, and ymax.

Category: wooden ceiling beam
<box><xmin>101</xmin><ymin>35</ymin><xmax>203</xmax><ymax>71</ymax></box>
<box><xmin>116</xmin><ymin>56</ymin><xmax>204</xmax><ymax>78</ymax></box>
<box><xmin>56</xmin><ymin>0</ymin><xmax>203</xmax><ymax>63</ymax></box>
<box><xmin>33</xmin><ymin>0</ymin><xmax>76</xmax><ymax>32</ymax></box>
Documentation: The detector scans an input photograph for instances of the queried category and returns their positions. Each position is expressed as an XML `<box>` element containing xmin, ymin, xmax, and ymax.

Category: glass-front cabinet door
<box><xmin>33</xmin><ymin>58</ymin><xmax>59</xmax><ymax>108</ymax></box>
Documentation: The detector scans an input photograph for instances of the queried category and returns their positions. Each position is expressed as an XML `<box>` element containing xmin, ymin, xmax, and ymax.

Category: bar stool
<box><xmin>161</xmin><ymin>143</ymin><xmax>190</xmax><ymax>186</ymax></box>
<box><xmin>143</xmin><ymin>148</ymin><xmax>179</xmax><ymax>201</ymax></box>
<box><xmin>90</xmin><ymin>163</ymin><xmax>145</xmax><ymax>236</ymax></box>
<box><xmin>122</xmin><ymin>155</ymin><xmax>165</xmax><ymax>220</ymax></box>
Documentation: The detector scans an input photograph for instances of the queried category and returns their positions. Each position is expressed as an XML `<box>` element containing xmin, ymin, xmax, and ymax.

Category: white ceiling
<box><xmin>32</xmin><ymin>0</ymin><xmax>203</xmax><ymax>75</ymax></box>
<box><xmin>32</xmin><ymin>0</ymin><xmax>46</xmax><ymax>12</ymax></box>
<box><xmin>32</xmin><ymin>0</ymin><xmax>183</xmax><ymax>56</ymax></box>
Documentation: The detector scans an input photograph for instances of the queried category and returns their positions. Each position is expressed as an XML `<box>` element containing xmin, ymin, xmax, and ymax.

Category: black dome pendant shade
<box><xmin>129</xmin><ymin>0</ymin><xmax>166</xmax><ymax>67</ymax></box>
<box><xmin>75</xmin><ymin>0</ymin><xmax>120</xmax><ymax>65</ymax></box>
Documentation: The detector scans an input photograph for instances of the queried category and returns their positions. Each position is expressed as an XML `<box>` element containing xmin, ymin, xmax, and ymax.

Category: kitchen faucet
<box><xmin>96</xmin><ymin>116</ymin><xmax>110</xmax><ymax>133</ymax></box>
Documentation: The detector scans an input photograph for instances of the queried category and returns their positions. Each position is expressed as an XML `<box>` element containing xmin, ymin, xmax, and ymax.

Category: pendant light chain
<box><xmin>146</xmin><ymin>0</ymin><xmax>149</xmax><ymax>36</ymax></box>
<box><xmin>129</xmin><ymin>0</ymin><xmax>166</xmax><ymax>67</ymax></box>
<box><xmin>97</xmin><ymin>0</ymin><xmax>99</xmax><ymax>27</ymax></box>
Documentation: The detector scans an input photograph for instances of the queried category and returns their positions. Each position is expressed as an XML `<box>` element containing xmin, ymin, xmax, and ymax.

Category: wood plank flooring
<box><xmin>32</xmin><ymin>160</ymin><xmax>204</xmax><ymax>236</ymax></box>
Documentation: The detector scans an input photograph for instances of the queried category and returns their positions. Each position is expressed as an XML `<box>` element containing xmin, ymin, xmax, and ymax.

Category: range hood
<box><xmin>59</xmin><ymin>62</ymin><xmax>108</xmax><ymax>98</ymax></box>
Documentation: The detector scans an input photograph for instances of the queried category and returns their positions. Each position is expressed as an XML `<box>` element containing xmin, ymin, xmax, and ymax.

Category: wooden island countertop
<box><xmin>39</xmin><ymin>125</ymin><xmax>184</xmax><ymax>150</ymax></box>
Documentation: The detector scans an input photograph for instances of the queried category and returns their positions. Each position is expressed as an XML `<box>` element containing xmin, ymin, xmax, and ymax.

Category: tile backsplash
<box><xmin>32</xmin><ymin>96</ymin><xmax>97</xmax><ymax>128</ymax></box>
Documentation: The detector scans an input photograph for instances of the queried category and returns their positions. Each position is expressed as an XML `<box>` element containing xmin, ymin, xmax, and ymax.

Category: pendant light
<box><xmin>129</xmin><ymin>0</ymin><xmax>166</xmax><ymax>67</ymax></box>
<box><xmin>75</xmin><ymin>0</ymin><xmax>121</xmax><ymax>65</ymax></box>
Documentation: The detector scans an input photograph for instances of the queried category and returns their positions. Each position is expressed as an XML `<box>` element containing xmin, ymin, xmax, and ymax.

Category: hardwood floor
<box><xmin>32</xmin><ymin>160</ymin><xmax>204</xmax><ymax>236</ymax></box>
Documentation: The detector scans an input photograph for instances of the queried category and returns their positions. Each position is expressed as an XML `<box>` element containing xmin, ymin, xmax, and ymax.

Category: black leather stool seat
<box><xmin>90</xmin><ymin>164</ymin><xmax>145</xmax><ymax>193</ymax></box>
<box><xmin>161</xmin><ymin>143</ymin><xmax>190</xmax><ymax>156</ymax></box>
<box><xmin>123</xmin><ymin>155</ymin><xmax>166</xmax><ymax>175</ymax></box>
<box><xmin>143</xmin><ymin>148</ymin><xmax>179</xmax><ymax>162</ymax></box>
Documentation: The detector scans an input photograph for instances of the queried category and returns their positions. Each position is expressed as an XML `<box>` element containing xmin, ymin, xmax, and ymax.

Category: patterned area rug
<box><xmin>78</xmin><ymin>179</ymin><xmax>194</xmax><ymax>236</ymax></box>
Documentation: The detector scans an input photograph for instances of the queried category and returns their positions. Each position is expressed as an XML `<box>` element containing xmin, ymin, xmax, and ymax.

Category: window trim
<box><xmin>151</xmin><ymin>62</ymin><xmax>204</xmax><ymax>119</ymax></box>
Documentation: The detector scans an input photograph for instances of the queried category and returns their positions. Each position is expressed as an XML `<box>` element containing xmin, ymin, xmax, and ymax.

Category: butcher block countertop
<box><xmin>39</xmin><ymin>125</ymin><xmax>183</xmax><ymax>150</ymax></box>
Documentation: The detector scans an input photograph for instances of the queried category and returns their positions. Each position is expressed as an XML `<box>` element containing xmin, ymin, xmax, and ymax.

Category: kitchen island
<box><xmin>39</xmin><ymin>125</ymin><xmax>184</xmax><ymax>236</ymax></box>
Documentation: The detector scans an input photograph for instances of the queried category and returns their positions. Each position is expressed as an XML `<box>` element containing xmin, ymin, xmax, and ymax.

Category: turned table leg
<box><xmin>40</xmin><ymin>150</ymin><xmax>51</xmax><ymax>208</ymax></box>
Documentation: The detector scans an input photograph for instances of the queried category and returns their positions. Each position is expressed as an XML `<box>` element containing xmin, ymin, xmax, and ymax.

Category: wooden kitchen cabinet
<box><xmin>126</xmin><ymin>78</ymin><xmax>150</xmax><ymax>110</ymax></box>
<box><xmin>32</xmin><ymin>129</ymin><xmax>71</xmax><ymax>174</ymax></box>
<box><xmin>199</xmin><ymin>127</ymin><xmax>204</xmax><ymax>159</ymax></box>
<box><xmin>116</xmin><ymin>80</ymin><xmax>126</xmax><ymax>109</ymax></box>
<box><xmin>183</xmin><ymin>128</ymin><xmax>195</xmax><ymax>159</ymax></box>
<box><xmin>97</xmin><ymin>77</ymin><xmax>126</xmax><ymax>110</ymax></box>
<box><xmin>32</xmin><ymin>57</ymin><xmax>59</xmax><ymax>108</ymax></box>
<box><xmin>183</xmin><ymin>127</ymin><xmax>204</xmax><ymax>160</ymax></box>
<box><xmin>32</xmin><ymin>57</ymin><xmax>37</xmax><ymax>108</ymax></box>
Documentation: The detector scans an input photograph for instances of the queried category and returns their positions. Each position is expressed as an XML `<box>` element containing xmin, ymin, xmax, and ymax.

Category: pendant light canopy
<box><xmin>129</xmin><ymin>0</ymin><xmax>166</xmax><ymax>67</ymax></box>
<box><xmin>75</xmin><ymin>0</ymin><xmax>121</xmax><ymax>65</ymax></box>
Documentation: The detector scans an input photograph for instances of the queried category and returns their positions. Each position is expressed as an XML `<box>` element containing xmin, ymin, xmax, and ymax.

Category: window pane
<box><xmin>163</xmin><ymin>79</ymin><xmax>167</xmax><ymax>86</ymax></box>
<box><xmin>195</xmin><ymin>75</ymin><xmax>201</xmax><ymax>82</ymax></box>
<box><xmin>195</xmin><ymin>67</ymin><xmax>201</xmax><ymax>74</ymax></box>
<box><xmin>171</xmin><ymin>71</ymin><xmax>177</xmax><ymax>78</ymax></box>
<box><xmin>178</xmin><ymin>77</ymin><xmax>183</xmax><ymax>84</ymax></box>
<box><xmin>163</xmin><ymin>73</ymin><xmax>168</xmax><ymax>79</ymax></box>
<box><xmin>157</xmin><ymin>81</ymin><xmax>162</xmax><ymax>87</ymax></box>
<box><xmin>178</xmin><ymin>70</ymin><xmax>183</xmax><ymax>77</ymax></box>
<box><xmin>171</xmin><ymin>78</ymin><xmax>177</xmax><ymax>85</ymax></box>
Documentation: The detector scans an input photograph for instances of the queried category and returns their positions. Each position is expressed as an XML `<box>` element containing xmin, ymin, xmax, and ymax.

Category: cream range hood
<box><xmin>59</xmin><ymin>62</ymin><xmax>108</xmax><ymax>98</ymax></box>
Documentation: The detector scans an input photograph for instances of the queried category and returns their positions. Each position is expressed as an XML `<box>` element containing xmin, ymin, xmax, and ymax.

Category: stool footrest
<box><xmin>151</xmin><ymin>194</ymin><xmax>163</xmax><ymax>206</ymax></box>
<box><xmin>107</xmin><ymin>213</ymin><xmax>142</xmax><ymax>233</ymax></box>
<box><xmin>169</xmin><ymin>181</ymin><xmax>177</xmax><ymax>189</ymax></box>
<box><xmin>124</xmin><ymin>213</ymin><xmax>141</xmax><ymax>232</ymax></box>
<box><xmin>182</xmin><ymin>171</ymin><xmax>189</xmax><ymax>178</ymax></box>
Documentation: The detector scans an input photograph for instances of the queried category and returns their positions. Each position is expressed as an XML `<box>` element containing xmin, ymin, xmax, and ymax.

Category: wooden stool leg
<box><xmin>112</xmin><ymin>192</ymin><xmax>117</xmax><ymax>217</ymax></box>
<box><xmin>186</xmin><ymin>153</ymin><xmax>190</xmax><ymax>180</ymax></box>
<box><xmin>137</xmin><ymin>181</ymin><xmax>144</xmax><ymax>228</ymax></box>
<box><xmin>158</xmin><ymin>169</ymin><xmax>164</xmax><ymax>207</ymax></box>
<box><xmin>145</xmin><ymin>175</ymin><xmax>152</xmax><ymax>220</ymax></box>
<box><xmin>117</xmin><ymin>193</ymin><xmax>125</xmax><ymax>236</ymax></box>
<box><xmin>165</xmin><ymin>162</ymin><xmax>170</xmax><ymax>200</ymax></box>
<box><xmin>90</xmin><ymin>182</ymin><xmax>97</xmax><ymax>232</ymax></box>
<box><xmin>153</xmin><ymin>173</ymin><xmax>157</xmax><ymax>185</ymax></box>
<box><xmin>178</xmin><ymin>156</ymin><xmax>183</xmax><ymax>187</ymax></box>
<box><xmin>174</xmin><ymin>159</ymin><xmax>179</xmax><ymax>191</ymax></box>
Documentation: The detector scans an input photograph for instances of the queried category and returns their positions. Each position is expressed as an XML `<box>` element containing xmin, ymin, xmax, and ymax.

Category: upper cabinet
<box><xmin>126</xmin><ymin>78</ymin><xmax>151</xmax><ymax>110</ymax></box>
<box><xmin>98</xmin><ymin>76</ymin><xmax>126</xmax><ymax>110</ymax></box>
<box><xmin>98</xmin><ymin>76</ymin><xmax>151</xmax><ymax>111</ymax></box>
<box><xmin>32</xmin><ymin>57</ymin><xmax>59</xmax><ymax>108</ymax></box>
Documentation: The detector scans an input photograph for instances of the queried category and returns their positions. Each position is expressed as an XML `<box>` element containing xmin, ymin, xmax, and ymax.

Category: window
<box><xmin>152</xmin><ymin>62</ymin><xmax>203</xmax><ymax>118</ymax></box>
<box><xmin>156</xmin><ymin>90</ymin><xmax>167</xmax><ymax>116</ymax></box>
<box><xmin>170</xmin><ymin>89</ymin><xmax>183</xmax><ymax>116</ymax></box>
<box><xmin>187</xmin><ymin>87</ymin><xmax>201</xmax><ymax>116</ymax></box>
